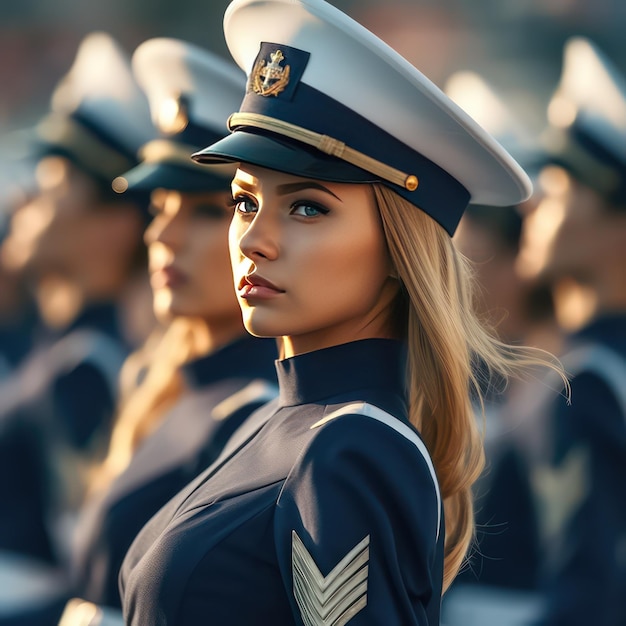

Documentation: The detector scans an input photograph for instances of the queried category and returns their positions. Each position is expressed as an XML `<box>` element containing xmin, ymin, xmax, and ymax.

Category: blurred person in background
<box><xmin>59</xmin><ymin>38</ymin><xmax>278</xmax><ymax>625</ymax></box>
<box><xmin>6</xmin><ymin>38</ymin><xmax>278</xmax><ymax>626</ymax></box>
<box><xmin>513</xmin><ymin>37</ymin><xmax>626</xmax><ymax>626</ymax></box>
<box><xmin>0</xmin><ymin>154</ymin><xmax>40</xmax><ymax>380</ymax></box>
<box><xmin>443</xmin><ymin>202</ymin><xmax>562</xmax><ymax>626</ymax></box>
<box><xmin>0</xmin><ymin>32</ymin><xmax>155</xmax><ymax>623</ymax></box>
<box><xmin>441</xmin><ymin>72</ymin><xmax>564</xmax><ymax>626</ymax></box>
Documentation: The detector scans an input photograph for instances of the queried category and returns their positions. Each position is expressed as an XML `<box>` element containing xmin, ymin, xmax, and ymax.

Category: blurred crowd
<box><xmin>1</xmin><ymin>1</ymin><xmax>626</xmax><ymax>625</ymax></box>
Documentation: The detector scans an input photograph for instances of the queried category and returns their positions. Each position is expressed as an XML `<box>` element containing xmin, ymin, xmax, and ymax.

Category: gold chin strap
<box><xmin>228</xmin><ymin>112</ymin><xmax>419</xmax><ymax>192</ymax></box>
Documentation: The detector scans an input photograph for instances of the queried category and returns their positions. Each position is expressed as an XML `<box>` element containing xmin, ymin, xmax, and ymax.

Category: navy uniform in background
<box><xmin>118</xmin><ymin>0</ymin><xmax>532</xmax><ymax>621</ymax></box>
<box><xmin>0</xmin><ymin>32</ymin><xmax>155</xmax><ymax>621</ymax></box>
<box><xmin>441</xmin><ymin>73</ymin><xmax>560</xmax><ymax>626</ymax></box>
<box><xmin>496</xmin><ymin>38</ymin><xmax>626</xmax><ymax>626</ymax></box>
<box><xmin>526</xmin><ymin>38</ymin><xmax>626</xmax><ymax>626</ymax></box>
<box><xmin>48</xmin><ymin>39</ymin><xmax>279</xmax><ymax>626</ymax></box>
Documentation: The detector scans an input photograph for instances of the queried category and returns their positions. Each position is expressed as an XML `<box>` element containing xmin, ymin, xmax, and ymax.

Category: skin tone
<box><xmin>518</xmin><ymin>165</ymin><xmax>626</xmax><ymax>315</ymax></box>
<box><xmin>0</xmin><ymin>156</ymin><xmax>144</xmax><ymax>328</ymax></box>
<box><xmin>229</xmin><ymin>165</ymin><xmax>400</xmax><ymax>359</ymax></box>
<box><xmin>145</xmin><ymin>188</ymin><xmax>244</xmax><ymax>350</ymax></box>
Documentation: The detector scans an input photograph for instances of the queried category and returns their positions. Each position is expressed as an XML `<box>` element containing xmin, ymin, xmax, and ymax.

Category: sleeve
<box><xmin>274</xmin><ymin>412</ymin><xmax>442</xmax><ymax>626</ymax></box>
<box><xmin>539</xmin><ymin>371</ymin><xmax>626</xmax><ymax>625</ymax></box>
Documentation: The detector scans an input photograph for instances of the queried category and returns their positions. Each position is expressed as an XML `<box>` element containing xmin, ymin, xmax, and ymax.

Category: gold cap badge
<box><xmin>251</xmin><ymin>49</ymin><xmax>290</xmax><ymax>97</ymax></box>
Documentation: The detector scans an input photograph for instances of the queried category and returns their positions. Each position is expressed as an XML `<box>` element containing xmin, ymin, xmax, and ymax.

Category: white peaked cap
<box><xmin>132</xmin><ymin>37</ymin><xmax>246</xmax><ymax>138</ymax></box>
<box><xmin>116</xmin><ymin>38</ymin><xmax>246</xmax><ymax>193</ymax></box>
<box><xmin>194</xmin><ymin>0</ymin><xmax>532</xmax><ymax>234</ymax></box>
<box><xmin>544</xmin><ymin>37</ymin><xmax>626</xmax><ymax>203</ymax></box>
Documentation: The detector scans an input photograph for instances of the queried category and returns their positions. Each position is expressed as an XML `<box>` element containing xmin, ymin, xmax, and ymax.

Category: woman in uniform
<box><xmin>119</xmin><ymin>1</ymin><xmax>565</xmax><ymax>624</ymax></box>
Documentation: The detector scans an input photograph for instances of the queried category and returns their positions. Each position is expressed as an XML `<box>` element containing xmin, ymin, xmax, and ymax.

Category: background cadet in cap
<box><xmin>441</xmin><ymin>72</ymin><xmax>564</xmax><ymax>626</ymax></box>
<box><xmin>510</xmin><ymin>37</ymin><xmax>626</xmax><ymax>626</ymax></box>
<box><xmin>0</xmin><ymin>31</ymin><xmax>156</xmax><ymax>623</ymax></box>
<box><xmin>0</xmin><ymin>148</ymin><xmax>40</xmax><ymax>380</ymax></box>
<box><xmin>50</xmin><ymin>38</ymin><xmax>278</xmax><ymax>626</ymax></box>
<box><xmin>119</xmin><ymin>1</ymin><xmax>565</xmax><ymax>624</ymax></box>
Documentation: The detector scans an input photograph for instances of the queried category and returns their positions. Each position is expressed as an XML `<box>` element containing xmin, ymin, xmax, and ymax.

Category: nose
<box><xmin>231</xmin><ymin>207</ymin><xmax>280</xmax><ymax>262</ymax></box>
<box><xmin>144</xmin><ymin>196</ymin><xmax>184</xmax><ymax>250</ymax></box>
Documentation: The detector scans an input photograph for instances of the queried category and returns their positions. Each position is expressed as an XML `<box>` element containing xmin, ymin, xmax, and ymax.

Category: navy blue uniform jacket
<box><xmin>120</xmin><ymin>339</ymin><xmax>444</xmax><ymax>625</ymax></box>
<box><xmin>0</xmin><ymin>303</ymin><xmax>127</xmax><ymax>564</ymax></box>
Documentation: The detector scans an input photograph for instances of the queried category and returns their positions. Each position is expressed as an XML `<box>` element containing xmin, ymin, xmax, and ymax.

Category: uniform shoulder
<box><xmin>297</xmin><ymin>402</ymin><xmax>441</xmax><ymax>523</ymax></box>
<box><xmin>311</xmin><ymin>402</ymin><xmax>428</xmax><ymax>453</ymax></box>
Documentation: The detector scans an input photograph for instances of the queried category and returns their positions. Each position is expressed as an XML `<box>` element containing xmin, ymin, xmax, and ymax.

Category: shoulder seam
<box><xmin>311</xmin><ymin>402</ymin><xmax>441</xmax><ymax>541</ymax></box>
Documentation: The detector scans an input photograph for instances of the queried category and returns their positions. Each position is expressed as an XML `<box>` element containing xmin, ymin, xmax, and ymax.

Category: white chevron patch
<box><xmin>292</xmin><ymin>531</ymin><xmax>369</xmax><ymax>626</ymax></box>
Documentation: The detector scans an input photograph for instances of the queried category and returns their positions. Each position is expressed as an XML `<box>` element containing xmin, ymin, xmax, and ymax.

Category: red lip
<box><xmin>238</xmin><ymin>273</ymin><xmax>285</xmax><ymax>299</ymax></box>
<box><xmin>151</xmin><ymin>266</ymin><xmax>188</xmax><ymax>289</ymax></box>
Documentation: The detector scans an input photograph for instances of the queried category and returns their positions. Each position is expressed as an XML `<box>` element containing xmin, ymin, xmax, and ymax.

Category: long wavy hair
<box><xmin>373</xmin><ymin>183</ymin><xmax>567</xmax><ymax>592</ymax></box>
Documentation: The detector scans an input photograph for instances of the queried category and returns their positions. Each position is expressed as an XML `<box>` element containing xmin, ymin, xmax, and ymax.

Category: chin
<box><xmin>242</xmin><ymin>310</ymin><xmax>283</xmax><ymax>339</ymax></box>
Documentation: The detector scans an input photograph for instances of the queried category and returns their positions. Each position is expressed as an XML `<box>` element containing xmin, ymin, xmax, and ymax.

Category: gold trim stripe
<box><xmin>228</xmin><ymin>112</ymin><xmax>419</xmax><ymax>191</ymax></box>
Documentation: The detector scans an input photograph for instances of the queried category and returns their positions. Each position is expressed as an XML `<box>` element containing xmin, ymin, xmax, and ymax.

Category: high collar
<box><xmin>276</xmin><ymin>339</ymin><xmax>407</xmax><ymax>408</ymax></box>
<box><xmin>181</xmin><ymin>334</ymin><xmax>278</xmax><ymax>389</ymax></box>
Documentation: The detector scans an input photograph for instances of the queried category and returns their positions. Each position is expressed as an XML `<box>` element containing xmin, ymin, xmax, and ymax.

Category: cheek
<box><xmin>228</xmin><ymin>220</ymin><xmax>243</xmax><ymax>271</ymax></box>
<box><xmin>294</xmin><ymin>228</ymin><xmax>389</xmax><ymax>311</ymax></box>
<box><xmin>188</xmin><ymin>225</ymin><xmax>237</xmax><ymax>299</ymax></box>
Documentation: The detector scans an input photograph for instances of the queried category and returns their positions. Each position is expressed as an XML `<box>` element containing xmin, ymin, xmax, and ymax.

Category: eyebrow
<box><xmin>231</xmin><ymin>177</ymin><xmax>256</xmax><ymax>193</ymax></box>
<box><xmin>232</xmin><ymin>177</ymin><xmax>341</xmax><ymax>202</ymax></box>
<box><xmin>276</xmin><ymin>181</ymin><xmax>341</xmax><ymax>200</ymax></box>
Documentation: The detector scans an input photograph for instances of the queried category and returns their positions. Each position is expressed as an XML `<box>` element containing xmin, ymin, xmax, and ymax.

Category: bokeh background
<box><xmin>2</xmin><ymin>0</ymin><xmax>626</xmax><ymax>139</ymax></box>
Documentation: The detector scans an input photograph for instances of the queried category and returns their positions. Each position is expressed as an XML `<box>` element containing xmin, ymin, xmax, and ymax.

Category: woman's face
<box><xmin>517</xmin><ymin>166</ymin><xmax>620</xmax><ymax>284</ymax></box>
<box><xmin>1</xmin><ymin>157</ymin><xmax>102</xmax><ymax>276</ymax></box>
<box><xmin>229</xmin><ymin>165</ymin><xmax>398</xmax><ymax>357</ymax></box>
<box><xmin>145</xmin><ymin>188</ymin><xmax>241</xmax><ymax>325</ymax></box>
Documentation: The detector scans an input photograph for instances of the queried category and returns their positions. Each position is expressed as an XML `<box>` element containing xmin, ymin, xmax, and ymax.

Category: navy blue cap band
<box><xmin>195</xmin><ymin>79</ymin><xmax>469</xmax><ymax>234</ymax></box>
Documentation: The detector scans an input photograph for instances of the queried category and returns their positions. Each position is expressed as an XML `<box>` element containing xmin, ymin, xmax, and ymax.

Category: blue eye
<box><xmin>232</xmin><ymin>195</ymin><xmax>258</xmax><ymax>215</ymax></box>
<box><xmin>291</xmin><ymin>202</ymin><xmax>329</xmax><ymax>217</ymax></box>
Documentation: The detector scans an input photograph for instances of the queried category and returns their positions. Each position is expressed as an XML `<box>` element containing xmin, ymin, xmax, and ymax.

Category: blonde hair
<box><xmin>91</xmin><ymin>317</ymin><xmax>211</xmax><ymax>492</ymax></box>
<box><xmin>374</xmin><ymin>184</ymin><xmax>567</xmax><ymax>592</ymax></box>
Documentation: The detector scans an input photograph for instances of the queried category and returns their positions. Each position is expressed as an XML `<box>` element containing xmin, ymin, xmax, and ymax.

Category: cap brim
<box><xmin>193</xmin><ymin>129</ymin><xmax>379</xmax><ymax>184</ymax></box>
<box><xmin>119</xmin><ymin>162</ymin><xmax>237</xmax><ymax>193</ymax></box>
